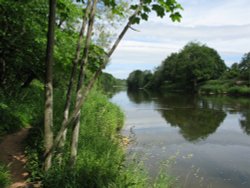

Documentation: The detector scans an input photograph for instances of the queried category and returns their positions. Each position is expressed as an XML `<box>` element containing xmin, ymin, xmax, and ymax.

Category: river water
<box><xmin>110</xmin><ymin>90</ymin><xmax>250</xmax><ymax>188</ymax></box>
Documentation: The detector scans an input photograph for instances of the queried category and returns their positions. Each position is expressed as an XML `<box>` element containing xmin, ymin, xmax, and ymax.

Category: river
<box><xmin>110</xmin><ymin>90</ymin><xmax>250</xmax><ymax>188</ymax></box>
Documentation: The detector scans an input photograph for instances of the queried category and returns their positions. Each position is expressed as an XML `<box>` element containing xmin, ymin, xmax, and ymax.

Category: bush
<box><xmin>199</xmin><ymin>79</ymin><xmax>250</xmax><ymax>96</ymax></box>
<box><xmin>199</xmin><ymin>84</ymin><xmax>227</xmax><ymax>94</ymax></box>
<box><xmin>0</xmin><ymin>164</ymin><xmax>11</xmax><ymax>188</ymax></box>
<box><xmin>228</xmin><ymin>86</ymin><xmax>250</xmax><ymax>95</ymax></box>
<box><xmin>0</xmin><ymin>80</ymin><xmax>44</xmax><ymax>136</ymax></box>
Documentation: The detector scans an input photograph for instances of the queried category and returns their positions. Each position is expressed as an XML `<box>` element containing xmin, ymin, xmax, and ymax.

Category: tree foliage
<box><xmin>127</xmin><ymin>70</ymin><xmax>152</xmax><ymax>90</ymax></box>
<box><xmin>1</xmin><ymin>0</ymin><xmax>184</xmax><ymax>183</ymax></box>
<box><xmin>0</xmin><ymin>0</ymin><xmax>48</xmax><ymax>89</ymax></box>
<box><xmin>239</xmin><ymin>52</ymin><xmax>250</xmax><ymax>84</ymax></box>
<box><xmin>159</xmin><ymin>42</ymin><xmax>226</xmax><ymax>90</ymax></box>
<box><xmin>0</xmin><ymin>0</ymin><xmax>83</xmax><ymax>90</ymax></box>
<box><xmin>127</xmin><ymin>42</ymin><xmax>227</xmax><ymax>91</ymax></box>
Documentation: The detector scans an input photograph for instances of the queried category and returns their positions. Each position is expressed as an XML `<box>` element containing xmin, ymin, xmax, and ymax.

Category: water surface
<box><xmin>110</xmin><ymin>90</ymin><xmax>250</xmax><ymax>188</ymax></box>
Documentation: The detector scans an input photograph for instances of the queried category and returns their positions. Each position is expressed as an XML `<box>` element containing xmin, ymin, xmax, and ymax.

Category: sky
<box><xmin>104</xmin><ymin>0</ymin><xmax>250</xmax><ymax>79</ymax></box>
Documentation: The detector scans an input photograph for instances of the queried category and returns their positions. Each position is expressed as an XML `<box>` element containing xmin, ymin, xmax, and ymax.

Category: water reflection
<box><xmin>240</xmin><ymin>111</ymin><xmax>250</xmax><ymax>135</ymax></box>
<box><xmin>126</xmin><ymin>89</ymin><xmax>250</xmax><ymax>140</ymax></box>
<box><xmin>111</xmin><ymin>90</ymin><xmax>250</xmax><ymax>188</ymax></box>
<box><xmin>127</xmin><ymin>89</ymin><xmax>152</xmax><ymax>104</ymax></box>
<box><xmin>197</xmin><ymin>95</ymin><xmax>250</xmax><ymax>136</ymax></box>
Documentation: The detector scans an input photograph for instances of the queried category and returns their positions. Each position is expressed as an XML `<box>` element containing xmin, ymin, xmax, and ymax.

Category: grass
<box><xmin>199</xmin><ymin>79</ymin><xmax>250</xmax><ymax>96</ymax></box>
<box><xmin>1</xmin><ymin>80</ymin><xmax>175</xmax><ymax>187</ymax></box>
<box><xmin>227</xmin><ymin>86</ymin><xmax>250</xmax><ymax>95</ymax></box>
<box><xmin>24</xmin><ymin>89</ymin><xmax>175</xmax><ymax>187</ymax></box>
<box><xmin>41</xmin><ymin>90</ymin><xmax>149</xmax><ymax>187</ymax></box>
<box><xmin>0</xmin><ymin>163</ymin><xmax>11</xmax><ymax>188</ymax></box>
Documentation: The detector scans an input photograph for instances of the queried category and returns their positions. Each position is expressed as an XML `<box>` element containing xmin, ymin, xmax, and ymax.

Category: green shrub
<box><xmin>0</xmin><ymin>164</ymin><xmax>11</xmax><ymax>188</ymax></box>
<box><xmin>25</xmin><ymin>127</ymin><xmax>44</xmax><ymax>182</ymax></box>
<box><xmin>199</xmin><ymin>79</ymin><xmax>250</xmax><ymax>96</ymax></box>
<box><xmin>199</xmin><ymin>84</ymin><xmax>227</xmax><ymax>94</ymax></box>
<box><xmin>228</xmin><ymin>86</ymin><xmax>250</xmax><ymax>95</ymax></box>
<box><xmin>0</xmin><ymin>80</ymin><xmax>44</xmax><ymax>136</ymax></box>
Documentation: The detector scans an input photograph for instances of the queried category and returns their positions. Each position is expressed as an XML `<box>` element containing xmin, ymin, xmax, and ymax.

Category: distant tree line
<box><xmin>127</xmin><ymin>42</ymin><xmax>250</xmax><ymax>92</ymax></box>
<box><xmin>98</xmin><ymin>72</ymin><xmax>126</xmax><ymax>92</ymax></box>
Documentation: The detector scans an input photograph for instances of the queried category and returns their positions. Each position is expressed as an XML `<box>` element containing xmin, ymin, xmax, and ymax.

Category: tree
<box><xmin>58</xmin><ymin>0</ymin><xmax>92</xmax><ymax>165</ymax></box>
<box><xmin>127</xmin><ymin>70</ymin><xmax>145</xmax><ymax>89</ymax></box>
<box><xmin>239</xmin><ymin>52</ymin><xmax>250</xmax><ymax>85</ymax></box>
<box><xmin>151</xmin><ymin>42</ymin><xmax>227</xmax><ymax>90</ymax></box>
<box><xmin>222</xmin><ymin>63</ymin><xmax>240</xmax><ymax>79</ymax></box>
<box><xmin>0</xmin><ymin>0</ymin><xmax>48</xmax><ymax>90</ymax></box>
<box><xmin>180</xmin><ymin>42</ymin><xmax>226</xmax><ymax>89</ymax></box>
<box><xmin>43</xmin><ymin>0</ymin><xmax>183</xmax><ymax>170</ymax></box>
<box><xmin>44</xmin><ymin>0</ymin><xmax>57</xmax><ymax>171</ymax></box>
<box><xmin>127</xmin><ymin>70</ymin><xmax>153</xmax><ymax>89</ymax></box>
<box><xmin>0</xmin><ymin>0</ymin><xmax>82</xmax><ymax>91</ymax></box>
<box><xmin>69</xmin><ymin>0</ymin><xmax>99</xmax><ymax>167</ymax></box>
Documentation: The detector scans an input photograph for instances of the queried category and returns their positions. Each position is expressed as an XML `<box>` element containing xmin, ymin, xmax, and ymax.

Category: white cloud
<box><xmin>105</xmin><ymin>0</ymin><xmax>250</xmax><ymax>79</ymax></box>
<box><xmin>177</xmin><ymin>0</ymin><xmax>250</xmax><ymax>26</ymax></box>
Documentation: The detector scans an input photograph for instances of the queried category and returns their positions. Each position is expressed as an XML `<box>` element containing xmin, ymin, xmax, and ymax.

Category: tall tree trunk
<box><xmin>57</xmin><ymin>0</ymin><xmax>92</xmax><ymax>164</ymax></box>
<box><xmin>44</xmin><ymin>0</ymin><xmax>56</xmax><ymax>171</ymax></box>
<box><xmin>69</xmin><ymin>0</ymin><xmax>98</xmax><ymax>167</ymax></box>
<box><xmin>0</xmin><ymin>58</ymin><xmax>6</xmax><ymax>87</ymax></box>
<box><xmin>43</xmin><ymin>3</ymin><xmax>142</xmax><ymax>160</ymax></box>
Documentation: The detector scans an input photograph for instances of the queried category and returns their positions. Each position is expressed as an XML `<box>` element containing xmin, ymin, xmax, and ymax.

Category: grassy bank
<box><xmin>0</xmin><ymin>79</ymin><xmax>175</xmax><ymax>187</ymax></box>
<box><xmin>0</xmin><ymin>163</ymin><xmax>11</xmax><ymax>188</ymax></box>
<box><xmin>199</xmin><ymin>80</ymin><xmax>250</xmax><ymax>96</ymax></box>
<box><xmin>39</xmin><ymin>91</ymin><xmax>174</xmax><ymax>187</ymax></box>
<box><xmin>20</xmin><ymin>86</ymin><xmax>174</xmax><ymax>187</ymax></box>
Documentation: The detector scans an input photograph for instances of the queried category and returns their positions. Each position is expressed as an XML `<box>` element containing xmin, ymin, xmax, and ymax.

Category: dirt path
<box><xmin>0</xmin><ymin>128</ymin><xmax>30</xmax><ymax>188</ymax></box>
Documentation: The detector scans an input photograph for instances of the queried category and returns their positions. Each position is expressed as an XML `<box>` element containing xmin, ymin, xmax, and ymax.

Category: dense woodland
<box><xmin>127</xmin><ymin>42</ymin><xmax>250</xmax><ymax>95</ymax></box>
<box><xmin>0</xmin><ymin>0</ymin><xmax>184</xmax><ymax>187</ymax></box>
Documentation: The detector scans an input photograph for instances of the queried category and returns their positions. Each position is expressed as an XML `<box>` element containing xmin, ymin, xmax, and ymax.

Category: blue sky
<box><xmin>104</xmin><ymin>0</ymin><xmax>250</xmax><ymax>79</ymax></box>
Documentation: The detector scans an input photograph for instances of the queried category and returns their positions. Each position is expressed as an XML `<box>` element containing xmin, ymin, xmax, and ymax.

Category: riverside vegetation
<box><xmin>0</xmin><ymin>0</ymin><xmax>184</xmax><ymax>187</ymax></box>
<box><xmin>0</xmin><ymin>77</ymin><xmax>175</xmax><ymax>187</ymax></box>
<box><xmin>127</xmin><ymin>42</ymin><xmax>250</xmax><ymax>96</ymax></box>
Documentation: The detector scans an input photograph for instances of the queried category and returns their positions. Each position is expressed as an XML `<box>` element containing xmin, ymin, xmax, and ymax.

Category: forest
<box><xmin>127</xmin><ymin>42</ymin><xmax>250</xmax><ymax>96</ymax></box>
<box><xmin>0</xmin><ymin>0</ymin><xmax>183</xmax><ymax>187</ymax></box>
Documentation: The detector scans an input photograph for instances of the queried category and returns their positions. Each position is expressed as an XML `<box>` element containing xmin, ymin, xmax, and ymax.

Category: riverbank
<box><xmin>199</xmin><ymin>79</ymin><xmax>250</xmax><ymax>96</ymax></box>
<box><xmin>0</xmin><ymin>82</ymin><xmax>175</xmax><ymax>187</ymax></box>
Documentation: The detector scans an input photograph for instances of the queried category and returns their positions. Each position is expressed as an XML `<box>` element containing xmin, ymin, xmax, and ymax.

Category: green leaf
<box><xmin>130</xmin><ymin>4</ymin><xmax>138</xmax><ymax>10</ymax></box>
<box><xmin>143</xmin><ymin>5</ymin><xmax>151</xmax><ymax>13</ymax></box>
<box><xmin>130</xmin><ymin>16</ymin><xmax>140</xmax><ymax>24</ymax></box>
<box><xmin>152</xmin><ymin>4</ymin><xmax>165</xmax><ymax>18</ymax></box>
<box><xmin>140</xmin><ymin>13</ymin><xmax>148</xmax><ymax>21</ymax></box>
<box><xmin>144</xmin><ymin>0</ymin><xmax>152</xmax><ymax>4</ymax></box>
<box><xmin>170</xmin><ymin>12</ymin><xmax>182</xmax><ymax>22</ymax></box>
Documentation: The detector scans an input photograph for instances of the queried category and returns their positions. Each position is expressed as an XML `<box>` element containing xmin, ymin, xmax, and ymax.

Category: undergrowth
<box><xmin>0</xmin><ymin>163</ymin><xmax>11</xmax><ymax>188</ymax></box>
<box><xmin>0</xmin><ymin>80</ymin><xmax>44</xmax><ymax>137</ymax></box>
<box><xmin>25</xmin><ymin>88</ymin><xmax>175</xmax><ymax>187</ymax></box>
<box><xmin>199</xmin><ymin>79</ymin><xmax>250</xmax><ymax>96</ymax></box>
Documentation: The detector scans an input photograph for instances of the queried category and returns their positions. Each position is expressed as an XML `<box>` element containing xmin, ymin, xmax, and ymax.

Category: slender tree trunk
<box><xmin>43</xmin><ymin>3</ymin><xmax>142</xmax><ymax>160</ymax></box>
<box><xmin>57</xmin><ymin>0</ymin><xmax>92</xmax><ymax>164</ymax></box>
<box><xmin>69</xmin><ymin>0</ymin><xmax>98</xmax><ymax>167</ymax></box>
<box><xmin>44</xmin><ymin>0</ymin><xmax>56</xmax><ymax>171</ymax></box>
<box><xmin>0</xmin><ymin>58</ymin><xmax>6</xmax><ymax>87</ymax></box>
